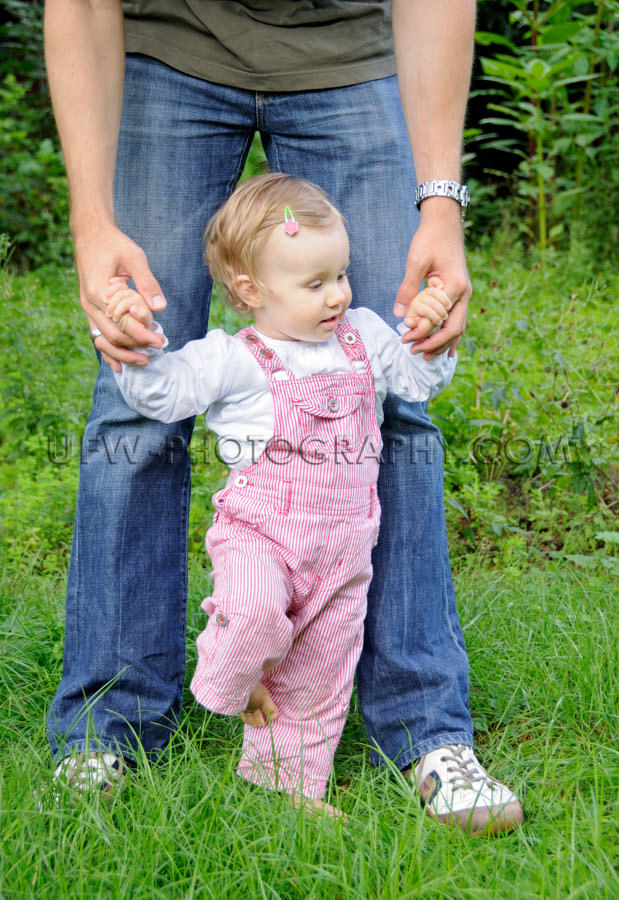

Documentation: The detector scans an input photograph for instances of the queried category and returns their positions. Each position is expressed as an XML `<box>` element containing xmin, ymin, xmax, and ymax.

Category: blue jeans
<box><xmin>48</xmin><ymin>56</ymin><xmax>473</xmax><ymax>768</ymax></box>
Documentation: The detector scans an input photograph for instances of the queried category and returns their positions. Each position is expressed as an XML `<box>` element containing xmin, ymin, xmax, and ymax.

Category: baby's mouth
<box><xmin>320</xmin><ymin>312</ymin><xmax>340</xmax><ymax>325</ymax></box>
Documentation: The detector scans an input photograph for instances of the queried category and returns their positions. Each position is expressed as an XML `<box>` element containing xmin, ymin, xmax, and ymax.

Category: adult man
<box><xmin>44</xmin><ymin>0</ymin><xmax>523</xmax><ymax>834</ymax></box>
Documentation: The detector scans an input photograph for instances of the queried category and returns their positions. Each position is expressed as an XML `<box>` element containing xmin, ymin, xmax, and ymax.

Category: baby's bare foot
<box><xmin>289</xmin><ymin>793</ymin><xmax>348</xmax><ymax>822</ymax></box>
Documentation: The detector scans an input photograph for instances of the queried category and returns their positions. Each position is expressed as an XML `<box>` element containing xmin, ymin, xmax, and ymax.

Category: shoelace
<box><xmin>439</xmin><ymin>744</ymin><xmax>497</xmax><ymax>790</ymax></box>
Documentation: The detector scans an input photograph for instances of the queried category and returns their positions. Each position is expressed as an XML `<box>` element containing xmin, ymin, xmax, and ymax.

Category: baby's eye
<box><xmin>337</xmin><ymin>271</ymin><xmax>349</xmax><ymax>282</ymax></box>
<box><xmin>308</xmin><ymin>280</ymin><xmax>323</xmax><ymax>290</ymax></box>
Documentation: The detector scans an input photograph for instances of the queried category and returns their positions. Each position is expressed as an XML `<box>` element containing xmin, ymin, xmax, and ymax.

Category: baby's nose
<box><xmin>328</xmin><ymin>283</ymin><xmax>347</xmax><ymax>305</ymax></box>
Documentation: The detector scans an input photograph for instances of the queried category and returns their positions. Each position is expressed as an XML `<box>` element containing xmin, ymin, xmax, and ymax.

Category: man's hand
<box><xmin>44</xmin><ymin>1</ymin><xmax>166</xmax><ymax>370</ymax></box>
<box><xmin>240</xmin><ymin>683</ymin><xmax>279</xmax><ymax>728</ymax></box>
<box><xmin>76</xmin><ymin>220</ymin><xmax>167</xmax><ymax>371</ymax></box>
<box><xmin>390</xmin><ymin>0</ymin><xmax>475</xmax><ymax>358</ymax></box>
<box><xmin>394</xmin><ymin>201</ymin><xmax>472</xmax><ymax>359</ymax></box>
<box><xmin>102</xmin><ymin>276</ymin><xmax>165</xmax><ymax>357</ymax></box>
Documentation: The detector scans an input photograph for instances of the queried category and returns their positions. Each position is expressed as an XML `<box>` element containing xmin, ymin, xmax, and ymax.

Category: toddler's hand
<box><xmin>104</xmin><ymin>276</ymin><xmax>155</xmax><ymax>337</ymax></box>
<box><xmin>241</xmin><ymin>683</ymin><xmax>279</xmax><ymax>728</ymax></box>
<box><xmin>403</xmin><ymin>276</ymin><xmax>452</xmax><ymax>340</ymax></box>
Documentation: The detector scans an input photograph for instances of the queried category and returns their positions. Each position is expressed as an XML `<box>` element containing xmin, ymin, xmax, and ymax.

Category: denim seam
<box><xmin>176</xmin><ymin>457</ymin><xmax>192</xmax><ymax>699</ymax></box>
<box><xmin>254</xmin><ymin>92</ymin><xmax>267</xmax><ymax>132</ymax></box>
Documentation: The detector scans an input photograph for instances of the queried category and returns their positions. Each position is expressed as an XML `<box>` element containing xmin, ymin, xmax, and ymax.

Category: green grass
<box><xmin>1</xmin><ymin>563</ymin><xmax>617</xmax><ymax>898</ymax></box>
<box><xmin>0</xmin><ymin>245</ymin><xmax>617</xmax><ymax>897</ymax></box>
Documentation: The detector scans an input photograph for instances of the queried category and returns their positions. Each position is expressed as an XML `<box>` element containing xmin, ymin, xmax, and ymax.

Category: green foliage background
<box><xmin>1</xmin><ymin>0</ymin><xmax>618</xmax><ymax>268</ymax></box>
<box><xmin>469</xmin><ymin>0</ymin><xmax>619</xmax><ymax>258</ymax></box>
<box><xmin>1</xmin><ymin>244</ymin><xmax>616</xmax><ymax>578</ymax></box>
<box><xmin>0</xmin><ymin>0</ymin><xmax>617</xmax><ymax>581</ymax></box>
<box><xmin>0</xmin><ymin>1</ymin><xmax>71</xmax><ymax>269</ymax></box>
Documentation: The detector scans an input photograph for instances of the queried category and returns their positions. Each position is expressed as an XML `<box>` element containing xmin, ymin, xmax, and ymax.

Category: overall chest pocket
<box><xmin>292</xmin><ymin>385</ymin><xmax>368</xmax><ymax>452</ymax></box>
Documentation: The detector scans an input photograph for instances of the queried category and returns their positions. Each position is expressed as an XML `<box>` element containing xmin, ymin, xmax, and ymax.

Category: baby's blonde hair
<box><xmin>203</xmin><ymin>173</ymin><xmax>344</xmax><ymax>314</ymax></box>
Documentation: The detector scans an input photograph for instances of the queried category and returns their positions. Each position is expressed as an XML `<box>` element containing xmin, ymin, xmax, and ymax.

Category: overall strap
<box><xmin>235</xmin><ymin>326</ymin><xmax>292</xmax><ymax>379</ymax></box>
<box><xmin>335</xmin><ymin>317</ymin><xmax>370</xmax><ymax>365</ymax></box>
<box><xmin>237</xmin><ymin>320</ymin><xmax>369</xmax><ymax>376</ymax></box>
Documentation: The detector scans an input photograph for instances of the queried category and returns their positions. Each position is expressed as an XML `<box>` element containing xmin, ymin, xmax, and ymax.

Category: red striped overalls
<box><xmin>190</xmin><ymin>318</ymin><xmax>382</xmax><ymax>799</ymax></box>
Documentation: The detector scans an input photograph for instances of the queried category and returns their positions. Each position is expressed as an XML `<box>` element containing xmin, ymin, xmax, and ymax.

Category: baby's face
<box><xmin>250</xmin><ymin>216</ymin><xmax>352</xmax><ymax>342</ymax></box>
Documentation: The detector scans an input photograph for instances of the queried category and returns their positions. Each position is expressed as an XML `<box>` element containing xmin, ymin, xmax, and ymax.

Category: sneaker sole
<box><xmin>426</xmin><ymin>798</ymin><xmax>524</xmax><ymax>836</ymax></box>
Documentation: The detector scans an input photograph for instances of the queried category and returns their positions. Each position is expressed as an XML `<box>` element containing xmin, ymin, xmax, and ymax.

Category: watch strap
<box><xmin>414</xmin><ymin>180</ymin><xmax>470</xmax><ymax>217</ymax></box>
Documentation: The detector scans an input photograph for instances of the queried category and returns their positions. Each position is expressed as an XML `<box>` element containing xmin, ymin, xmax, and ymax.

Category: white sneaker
<box><xmin>408</xmin><ymin>744</ymin><xmax>524</xmax><ymax>835</ymax></box>
<box><xmin>53</xmin><ymin>752</ymin><xmax>126</xmax><ymax>799</ymax></box>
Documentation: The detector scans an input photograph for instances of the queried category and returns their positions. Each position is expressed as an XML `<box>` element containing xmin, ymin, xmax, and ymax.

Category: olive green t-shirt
<box><xmin>121</xmin><ymin>1</ymin><xmax>395</xmax><ymax>91</ymax></box>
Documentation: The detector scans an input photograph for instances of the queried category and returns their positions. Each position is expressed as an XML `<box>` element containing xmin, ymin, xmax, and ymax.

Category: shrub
<box><xmin>468</xmin><ymin>0</ymin><xmax>619</xmax><ymax>260</ymax></box>
<box><xmin>0</xmin><ymin>2</ymin><xmax>72</xmax><ymax>269</ymax></box>
<box><xmin>0</xmin><ymin>74</ymin><xmax>71</xmax><ymax>269</ymax></box>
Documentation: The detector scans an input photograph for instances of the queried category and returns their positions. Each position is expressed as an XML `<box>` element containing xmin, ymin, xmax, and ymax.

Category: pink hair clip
<box><xmin>283</xmin><ymin>205</ymin><xmax>299</xmax><ymax>236</ymax></box>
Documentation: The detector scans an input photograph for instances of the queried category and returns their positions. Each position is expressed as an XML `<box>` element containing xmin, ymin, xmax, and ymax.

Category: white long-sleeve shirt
<box><xmin>115</xmin><ymin>307</ymin><xmax>456</xmax><ymax>468</ymax></box>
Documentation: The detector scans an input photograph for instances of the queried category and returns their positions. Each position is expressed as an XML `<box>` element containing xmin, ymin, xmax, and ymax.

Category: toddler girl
<box><xmin>111</xmin><ymin>173</ymin><xmax>455</xmax><ymax>813</ymax></box>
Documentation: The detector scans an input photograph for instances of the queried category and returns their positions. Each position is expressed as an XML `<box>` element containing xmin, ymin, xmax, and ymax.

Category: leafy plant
<box><xmin>0</xmin><ymin>74</ymin><xmax>71</xmax><ymax>269</ymax></box>
<box><xmin>0</xmin><ymin>2</ymin><xmax>72</xmax><ymax>268</ymax></box>
<box><xmin>471</xmin><ymin>0</ymin><xmax>619</xmax><ymax>258</ymax></box>
<box><xmin>0</xmin><ymin>1</ymin><xmax>46</xmax><ymax>86</ymax></box>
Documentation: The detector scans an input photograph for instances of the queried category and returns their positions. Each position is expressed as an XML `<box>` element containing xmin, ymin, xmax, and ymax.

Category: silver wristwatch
<box><xmin>414</xmin><ymin>180</ymin><xmax>470</xmax><ymax>217</ymax></box>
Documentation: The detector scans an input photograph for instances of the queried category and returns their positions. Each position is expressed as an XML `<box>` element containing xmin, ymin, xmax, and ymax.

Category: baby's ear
<box><xmin>234</xmin><ymin>274</ymin><xmax>264</xmax><ymax>309</ymax></box>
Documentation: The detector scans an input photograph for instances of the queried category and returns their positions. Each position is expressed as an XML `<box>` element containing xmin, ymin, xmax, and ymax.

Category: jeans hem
<box><xmin>370</xmin><ymin>730</ymin><xmax>474</xmax><ymax>771</ymax></box>
<box><xmin>51</xmin><ymin>737</ymin><xmax>139</xmax><ymax>766</ymax></box>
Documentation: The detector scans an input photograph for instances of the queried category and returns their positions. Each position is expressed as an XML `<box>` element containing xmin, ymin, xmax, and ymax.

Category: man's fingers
<box><xmin>100</xmin><ymin>349</ymin><xmax>122</xmax><ymax>373</ymax></box>
<box><xmin>75</xmin><ymin>227</ymin><xmax>167</xmax><ymax>315</ymax></box>
<box><xmin>92</xmin><ymin>333</ymin><xmax>151</xmax><ymax>367</ymax></box>
<box><xmin>89</xmin><ymin>301</ymin><xmax>163</xmax><ymax>347</ymax></box>
<box><xmin>88</xmin><ymin>311</ymin><xmax>163</xmax><ymax>367</ymax></box>
<box><xmin>401</xmin><ymin>317</ymin><xmax>435</xmax><ymax>342</ymax></box>
<box><xmin>130</xmin><ymin>254</ymin><xmax>167</xmax><ymax>312</ymax></box>
<box><xmin>394</xmin><ymin>266</ymin><xmax>425</xmax><ymax>317</ymax></box>
<box><xmin>407</xmin><ymin>304</ymin><xmax>467</xmax><ymax>358</ymax></box>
